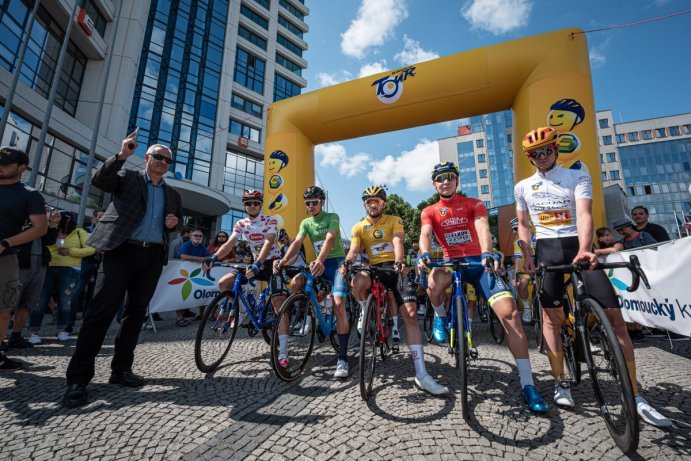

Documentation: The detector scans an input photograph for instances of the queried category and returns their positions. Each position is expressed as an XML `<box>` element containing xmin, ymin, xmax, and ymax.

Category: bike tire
<box><xmin>561</xmin><ymin>328</ymin><xmax>582</xmax><ymax>385</ymax></box>
<box><xmin>454</xmin><ymin>295</ymin><xmax>470</xmax><ymax>421</ymax></box>
<box><xmin>488</xmin><ymin>305</ymin><xmax>505</xmax><ymax>344</ymax></box>
<box><xmin>359</xmin><ymin>298</ymin><xmax>378</xmax><ymax>401</ymax></box>
<box><xmin>422</xmin><ymin>298</ymin><xmax>434</xmax><ymax>343</ymax></box>
<box><xmin>270</xmin><ymin>292</ymin><xmax>316</xmax><ymax>382</ymax></box>
<box><xmin>533</xmin><ymin>294</ymin><xmax>544</xmax><ymax>353</ymax></box>
<box><xmin>194</xmin><ymin>292</ymin><xmax>239</xmax><ymax>373</ymax></box>
<box><xmin>379</xmin><ymin>295</ymin><xmax>393</xmax><ymax>361</ymax></box>
<box><xmin>581</xmin><ymin>298</ymin><xmax>639</xmax><ymax>454</ymax></box>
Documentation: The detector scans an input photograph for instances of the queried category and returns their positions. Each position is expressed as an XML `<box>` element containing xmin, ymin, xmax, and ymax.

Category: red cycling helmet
<box><xmin>242</xmin><ymin>189</ymin><xmax>263</xmax><ymax>203</ymax></box>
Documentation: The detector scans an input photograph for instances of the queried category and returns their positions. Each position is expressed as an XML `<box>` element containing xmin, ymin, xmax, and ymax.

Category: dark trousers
<box><xmin>66</xmin><ymin>255</ymin><xmax>101</xmax><ymax>333</ymax></box>
<box><xmin>66</xmin><ymin>243</ymin><xmax>164</xmax><ymax>385</ymax></box>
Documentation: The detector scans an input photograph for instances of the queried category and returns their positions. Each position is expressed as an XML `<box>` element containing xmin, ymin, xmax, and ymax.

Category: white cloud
<box><xmin>315</xmin><ymin>70</ymin><xmax>353</xmax><ymax>88</ymax></box>
<box><xmin>341</xmin><ymin>0</ymin><xmax>408</xmax><ymax>59</ymax></box>
<box><xmin>367</xmin><ymin>139</ymin><xmax>439</xmax><ymax>191</ymax></box>
<box><xmin>589</xmin><ymin>36</ymin><xmax>612</xmax><ymax>69</ymax></box>
<box><xmin>461</xmin><ymin>0</ymin><xmax>532</xmax><ymax>35</ymax></box>
<box><xmin>395</xmin><ymin>35</ymin><xmax>440</xmax><ymax>65</ymax></box>
<box><xmin>316</xmin><ymin>143</ymin><xmax>371</xmax><ymax>178</ymax></box>
<box><xmin>358</xmin><ymin>60</ymin><xmax>388</xmax><ymax>78</ymax></box>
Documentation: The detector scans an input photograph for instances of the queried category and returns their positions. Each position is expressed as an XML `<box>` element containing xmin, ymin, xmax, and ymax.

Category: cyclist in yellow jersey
<box><xmin>340</xmin><ymin>186</ymin><xmax>447</xmax><ymax>395</ymax></box>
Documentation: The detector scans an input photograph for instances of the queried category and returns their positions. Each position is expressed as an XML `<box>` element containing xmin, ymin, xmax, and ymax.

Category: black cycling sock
<box><xmin>338</xmin><ymin>334</ymin><xmax>348</xmax><ymax>361</ymax></box>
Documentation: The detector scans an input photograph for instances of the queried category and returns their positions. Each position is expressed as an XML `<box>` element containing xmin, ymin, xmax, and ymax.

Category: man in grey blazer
<box><xmin>63</xmin><ymin>132</ymin><xmax>182</xmax><ymax>408</ymax></box>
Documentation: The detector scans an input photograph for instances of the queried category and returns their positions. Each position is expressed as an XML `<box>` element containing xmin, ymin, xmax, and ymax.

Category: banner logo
<box><xmin>168</xmin><ymin>268</ymin><xmax>215</xmax><ymax>301</ymax></box>
<box><xmin>371</xmin><ymin>66</ymin><xmax>416</xmax><ymax>105</ymax></box>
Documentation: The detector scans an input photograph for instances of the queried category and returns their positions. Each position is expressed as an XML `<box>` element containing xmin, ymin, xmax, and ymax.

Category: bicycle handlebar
<box><xmin>538</xmin><ymin>255</ymin><xmax>650</xmax><ymax>292</ymax></box>
<box><xmin>419</xmin><ymin>258</ymin><xmax>496</xmax><ymax>290</ymax></box>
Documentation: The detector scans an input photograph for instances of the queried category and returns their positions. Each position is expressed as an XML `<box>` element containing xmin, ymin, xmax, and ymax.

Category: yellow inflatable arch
<box><xmin>263</xmin><ymin>28</ymin><xmax>603</xmax><ymax>240</ymax></box>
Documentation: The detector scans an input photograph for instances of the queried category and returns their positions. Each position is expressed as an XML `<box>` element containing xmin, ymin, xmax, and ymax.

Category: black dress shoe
<box><xmin>109</xmin><ymin>371</ymin><xmax>145</xmax><ymax>387</ymax></box>
<box><xmin>63</xmin><ymin>384</ymin><xmax>88</xmax><ymax>408</ymax></box>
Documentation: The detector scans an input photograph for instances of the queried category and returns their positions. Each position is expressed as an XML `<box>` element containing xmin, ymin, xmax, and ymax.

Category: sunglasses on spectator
<box><xmin>244</xmin><ymin>201</ymin><xmax>261</xmax><ymax>207</ymax></box>
<box><xmin>150</xmin><ymin>153</ymin><xmax>173</xmax><ymax>164</ymax></box>
<box><xmin>365</xmin><ymin>198</ymin><xmax>384</xmax><ymax>207</ymax></box>
<box><xmin>305</xmin><ymin>200</ymin><xmax>320</xmax><ymax>207</ymax></box>
<box><xmin>434</xmin><ymin>173</ymin><xmax>457</xmax><ymax>183</ymax></box>
<box><xmin>527</xmin><ymin>146</ymin><xmax>556</xmax><ymax>159</ymax></box>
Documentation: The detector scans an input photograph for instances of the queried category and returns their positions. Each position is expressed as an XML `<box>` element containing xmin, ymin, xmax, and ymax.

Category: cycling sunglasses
<box><xmin>528</xmin><ymin>146</ymin><xmax>556</xmax><ymax>159</ymax></box>
<box><xmin>244</xmin><ymin>201</ymin><xmax>261</xmax><ymax>207</ymax></box>
<box><xmin>150</xmin><ymin>153</ymin><xmax>173</xmax><ymax>164</ymax></box>
<box><xmin>434</xmin><ymin>173</ymin><xmax>458</xmax><ymax>183</ymax></box>
<box><xmin>305</xmin><ymin>200</ymin><xmax>321</xmax><ymax>207</ymax></box>
<box><xmin>365</xmin><ymin>198</ymin><xmax>384</xmax><ymax>207</ymax></box>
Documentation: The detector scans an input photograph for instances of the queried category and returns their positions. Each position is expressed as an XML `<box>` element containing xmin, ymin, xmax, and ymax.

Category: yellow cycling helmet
<box><xmin>522</xmin><ymin>127</ymin><xmax>560</xmax><ymax>152</ymax></box>
<box><xmin>362</xmin><ymin>185</ymin><xmax>387</xmax><ymax>201</ymax></box>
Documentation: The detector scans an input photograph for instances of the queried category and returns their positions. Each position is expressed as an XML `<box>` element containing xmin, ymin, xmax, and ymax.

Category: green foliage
<box><xmin>383</xmin><ymin>194</ymin><xmax>420</xmax><ymax>250</ymax></box>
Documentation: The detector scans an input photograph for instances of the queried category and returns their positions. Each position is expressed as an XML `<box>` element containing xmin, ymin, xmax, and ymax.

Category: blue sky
<box><xmin>300</xmin><ymin>0</ymin><xmax>691</xmax><ymax>235</ymax></box>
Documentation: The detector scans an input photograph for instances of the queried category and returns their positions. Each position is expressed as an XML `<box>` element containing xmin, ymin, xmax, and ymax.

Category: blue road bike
<box><xmin>194</xmin><ymin>263</ymin><xmax>275</xmax><ymax>373</ymax></box>
<box><xmin>270</xmin><ymin>266</ymin><xmax>341</xmax><ymax>382</ymax></box>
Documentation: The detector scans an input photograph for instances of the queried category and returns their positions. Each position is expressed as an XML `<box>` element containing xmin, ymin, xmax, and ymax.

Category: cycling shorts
<box><xmin>322</xmin><ymin>257</ymin><xmax>348</xmax><ymax>299</ymax></box>
<box><xmin>536</xmin><ymin>236</ymin><xmax>618</xmax><ymax>309</ymax></box>
<box><xmin>371</xmin><ymin>262</ymin><xmax>417</xmax><ymax>307</ymax></box>
<box><xmin>444</xmin><ymin>256</ymin><xmax>512</xmax><ymax>306</ymax></box>
<box><xmin>229</xmin><ymin>258</ymin><xmax>286</xmax><ymax>298</ymax></box>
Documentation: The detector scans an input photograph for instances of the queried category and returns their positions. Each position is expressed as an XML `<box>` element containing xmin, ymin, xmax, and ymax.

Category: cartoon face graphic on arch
<box><xmin>268</xmin><ymin>149</ymin><xmax>289</xmax><ymax>173</ymax></box>
<box><xmin>546</xmin><ymin>98</ymin><xmax>585</xmax><ymax>132</ymax></box>
<box><xmin>268</xmin><ymin>193</ymin><xmax>288</xmax><ymax>212</ymax></box>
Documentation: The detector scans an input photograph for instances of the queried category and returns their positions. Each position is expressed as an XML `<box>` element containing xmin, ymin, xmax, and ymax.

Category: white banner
<box><xmin>604</xmin><ymin>237</ymin><xmax>691</xmax><ymax>337</ymax></box>
<box><xmin>149</xmin><ymin>260</ymin><xmax>232</xmax><ymax>313</ymax></box>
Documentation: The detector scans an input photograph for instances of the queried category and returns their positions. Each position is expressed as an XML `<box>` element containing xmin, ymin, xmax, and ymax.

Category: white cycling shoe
<box><xmin>414</xmin><ymin>375</ymin><xmax>448</xmax><ymax>396</ymax></box>
<box><xmin>636</xmin><ymin>396</ymin><xmax>672</xmax><ymax>427</ymax></box>
<box><xmin>334</xmin><ymin>360</ymin><xmax>349</xmax><ymax>379</ymax></box>
<box><xmin>554</xmin><ymin>382</ymin><xmax>575</xmax><ymax>408</ymax></box>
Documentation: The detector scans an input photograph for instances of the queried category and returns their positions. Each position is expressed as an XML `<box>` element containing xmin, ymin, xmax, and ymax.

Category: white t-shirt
<box><xmin>514</xmin><ymin>166</ymin><xmax>593</xmax><ymax>239</ymax></box>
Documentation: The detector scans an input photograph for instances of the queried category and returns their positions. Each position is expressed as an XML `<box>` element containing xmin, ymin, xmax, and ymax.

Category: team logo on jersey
<box><xmin>439</xmin><ymin>208</ymin><xmax>448</xmax><ymax>216</ymax></box>
<box><xmin>371</xmin><ymin>66</ymin><xmax>416</xmax><ymax>105</ymax></box>
<box><xmin>441</xmin><ymin>217</ymin><xmax>468</xmax><ymax>227</ymax></box>
<box><xmin>373</xmin><ymin>229</ymin><xmax>384</xmax><ymax>239</ymax></box>
<box><xmin>531</xmin><ymin>182</ymin><xmax>542</xmax><ymax>191</ymax></box>
<box><xmin>364</xmin><ymin>224</ymin><xmax>372</xmax><ymax>230</ymax></box>
<box><xmin>537</xmin><ymin>210</ymin><xmax>572</xmax><ymax>226</ymax></box>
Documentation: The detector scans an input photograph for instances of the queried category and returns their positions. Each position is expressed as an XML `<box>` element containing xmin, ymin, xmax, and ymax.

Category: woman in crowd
<box><xmin>207</xmin><ymin>231</ymin><xmax>235</xmax><ymax>262</ymax></box>
<box><xmin>594</xmin><ymin>226</ymin><xmax>624</xmax><ymax>257</ymax></box>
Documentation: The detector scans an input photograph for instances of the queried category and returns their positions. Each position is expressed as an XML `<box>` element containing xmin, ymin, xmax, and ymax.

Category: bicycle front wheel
<box><xmin>488</xmin><ymin>305</ymin><xmax>505</xmax><ymax>344</ymax></box>
<box><xmin>422</xmin><ymin>298</ymin><xmax>434</xmax><ymax>343</ymax></box>
<box><xmin>359</xmin><ymin>298</ymin><xmax>378</xmax><ymax>401</ymax></box>
<box><xmin>454</xmin><ymin>295</ymin><xmax>470</xmax><ymax>421</ymax></box>
<box><xmin>533</xmin><ymin>294</ymin><xmax>544</xmax><ymax>352</ymax></box>
<box><xmin>582</xmin><ymin>298</ymin><xmax>639</xmax><ymax>454</ymax></box>
<box><xmin>195</xmin><ymin>292</ymin><xmax>239</xmax><ymax>373</ymax></box>
<box><xmin>270</xmin><ymin>292</ymin><xmax>316</xmax><ymax>382</ymax></box>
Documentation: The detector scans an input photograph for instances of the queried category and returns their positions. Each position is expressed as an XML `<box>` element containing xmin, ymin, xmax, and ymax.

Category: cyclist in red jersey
<box><xmin>418</xmin><ymin>162</ymin><xmax>547</xmax><ymax>412</ymax></box>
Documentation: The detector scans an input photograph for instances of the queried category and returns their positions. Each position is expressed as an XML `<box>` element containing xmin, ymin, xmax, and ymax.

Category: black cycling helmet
<box><xmin>361</xmin><ymin>185</ymin><xmax>387</xmax><ymax>202</ymax></box>
<box><xmin>277</xmin><ymin>228</ymin><xmax>288</xmax><ymax>241</ymax></box>
<box><xmin>303</xmin><ymin>186</ymin><xmax>326</xmax><ymax>200</ymax></box>
<box><xmin>431</xmin><ymin>162</ymin><xmax>459</xmax><ymax>180</ymax></box>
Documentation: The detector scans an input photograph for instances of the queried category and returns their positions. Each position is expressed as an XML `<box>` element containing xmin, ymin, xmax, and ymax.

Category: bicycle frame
<box><xmin>362</xmin><ymin>270</ymin><xmax>393</xmax><ymax>347</ymax></box>
<box><xmin>287</xmin><ymin>269</ymin><xmax>336</xmax><ymax>337</ymax></box>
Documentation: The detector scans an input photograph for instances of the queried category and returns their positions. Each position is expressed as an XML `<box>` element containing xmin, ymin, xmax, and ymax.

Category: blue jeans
<box><xmin>30</xmin><ymin>266</ymin><xmax>79</xmax><ymax>332</ymax></box>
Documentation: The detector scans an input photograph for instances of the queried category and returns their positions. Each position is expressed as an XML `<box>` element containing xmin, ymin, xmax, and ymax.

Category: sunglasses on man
<box><xmin>365</xmin><ymin>198</ymin><xmax>384</xmax><ymax>207</ymax></box>
<box><xmin>434</xmin><ymin>173</ymin><xmax>458</xmax><ymax>183</ymax></box>
<box><xmin>150</xmin><ymin>153</ymin><xmax>173</xmax><ymax>164</ymax></box>
<box><xmin>244</xmin><ymin>201</ymin><xmax>261</xmax><ymax>207</ymax></box>
<box><xmin>527</xmin><ymin>146</ymin><xmax>556</xmax><ymax>160</ymax></box>
<box><xmin>305</xmin><ymin>200</ymin><xmax>320</xmax><ymax>207</ymax></box>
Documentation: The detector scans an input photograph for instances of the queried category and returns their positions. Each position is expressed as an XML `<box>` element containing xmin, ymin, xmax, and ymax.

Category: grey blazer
<box><xmin>86</xmin><ymin>155</ymin><xmax>182</xmax><ymax>264</ymax></box>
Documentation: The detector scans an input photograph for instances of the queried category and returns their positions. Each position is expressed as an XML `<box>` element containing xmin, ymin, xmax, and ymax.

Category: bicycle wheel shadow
<box><xmin>637</xmin><ymin>381</ymin><xmax>691</xmax><ymax>456</ymax></box>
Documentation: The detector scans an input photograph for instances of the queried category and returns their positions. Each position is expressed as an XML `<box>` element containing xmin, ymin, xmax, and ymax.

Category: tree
<box><xmin>383</xmin><ymin>193</ymin><xmax>420</xmax><ymax>249</ymax></box>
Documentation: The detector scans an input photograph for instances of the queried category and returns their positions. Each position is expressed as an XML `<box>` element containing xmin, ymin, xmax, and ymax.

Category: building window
<box><xmin>85</xmin><ymin>0</ymin><xmax>108</xmax><ymax>37</ymax></box>
<box><xmin>506</xmin><ymin>134</ymin><xmax>512</xmax><ymax>143</ymax></box>
<box><xmin>254</xmin><ymin>0</ymin><xmax>271</xmax><ymax>10</ymax></box>
<box><xmin>627</xmin><ymin>132</ymin><xmax>639</xmax><ymax>142</ymax></box>
<box><xmin>233</xmin><ymin>48</ymin><xmax>265</xmax><ymax>95</ymax></box>
<box><xmin>606</xmin><ymin>152</ymin><xmax>616</xmax><ymax>162</ymax></box>
<box><xmin>669</xmin><ymin>126</ymin><xmax>681</xmax><ymax>136</ymax></box>
<box><xmin>479</xmin><ymin>169</ymin><xmax>487</xmax><ymax>178</ymax></box>
<box><xmin>475</xmin><ymin>139</ymin><xmax>484</xmax><ymax>148</ymax></box>
<box><xmin>616</xmin><ymin>134</ymin><xmax>626</xmax><ymax>143</ymax></box>
<box><xmin>602</xmin><ymin>171</ymin><xmax>607</xmax><ymax>181</ymax></box>
<box><xmin>279</xmin><ymin>0</ymin><xmax>305</xmax><ymax>21</ymax></box>
<box><xmin>684</xmin><ymin>124</ymin><xmax>691</xmax><ymax>134</ymax></box>
<box><xmin>641</xmin><ymin>130</ymin><xmax>652</xmax><ymax>140</ymax></box>
<box><xmin>240</xmin><ymin>5</ymin><xmax>268</xmax><ymax>29</ymax></box>
<box><xmin>598</xmin><ymin>118</ymin><xmax>609</xmax><ymax>129</ymax></box>
<box><xmin>275</xmin><ymin>52</ymin><xmax>303</xmax><ymax>76</ymax></box>
<box><xmin>273</xmin><ymin>73</ymin><xmax>301</xmax><ymax>102</ymax></box>
<box><xmin>230</xmin><ymin>118</ymin><xmax>261</xmax><ymax>142</ymax></box>
<box><xmin>484</xmin><ymin>201</ymin><xmax>491</xmax><ymax>208</ymax></box>
<box><xmin>480</xmin><ymin>185</ymin><xmax>489</xmax><ymax>194</ymax></box>
<box><xmin>238</xmin><ymin>25</ymin><xmax>267</xmax><ymax>50</ymax></box>
<box><xmin>477</xmin><ymin>154</ymin><xmax>486</xmax><ymax>163</ymax></box>
<box><xmin>609</xmin><ymin>170</ymin><xmax>620</xmax><ymax>180</ymax></box>
<box><xmin>278</xmin><ymin>14</ymin><xmax>303</xmax><ymax>39</ymax></box>
<box><xmin>221</xmin><ymin>208</ymin><xmax>246</xmax><ymax>231</ymax></box>
<box><xmin>223</xmin><ymin>150</ymin><xmax>264</xmax><ymax>197</ymax></box>
<box><xmin>231</xmin><ymin>93</ymin><xmax>262</xmax><ymax>118</ymax></box>
<box><xmin>277</xmin><ymin>33</ymin><xmax>303</xmax><ymax>57</ymax></box>
<box><xmin>655</xmin><ymin>128</ymin><xmax>666</xmax><ymax>138</ymax></box>
<box><xmin>602</xmin><ymin>135</ymin><xmax>613</xmax><ymax>145</ymax></box>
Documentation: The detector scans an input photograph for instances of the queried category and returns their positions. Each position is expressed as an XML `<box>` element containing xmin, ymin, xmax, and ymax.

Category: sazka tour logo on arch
<box><xmin>371</xmin><ymin>66</ymin><xmax>416</xmax><ymax>105</ymax></box>
<box><xmin>168</xmin><ymin>268</ymin><xmax>215</xmax><ymax>301</ymax></box>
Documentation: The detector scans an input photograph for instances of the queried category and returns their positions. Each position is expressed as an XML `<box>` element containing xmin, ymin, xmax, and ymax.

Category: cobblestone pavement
<box><xmin>1</xmin><ymin>315</ymin><xmax>689</xmax><ymax>461</ymax></box>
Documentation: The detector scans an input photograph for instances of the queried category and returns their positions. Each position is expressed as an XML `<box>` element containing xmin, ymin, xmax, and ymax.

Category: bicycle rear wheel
<box><xmin>422</xmin><ymin>298</ymin><xmax>434</xmax><ymax>343</ymax></box>
<box><xmin>454</xmin><ymin>295</ymin><xmax>470</xmax><ymax>421</ymax></box>
<box><xmin>195</xmin><ymin>292</ymin><xmax>239</xmax><ymax>373</ymax></box>
<box><xmin>561</xmin><ymin>327</ymin><xmax>582</xmax><ymax>385</ymax></box>
<box><xmin>270</xmin><ymin>292</ymin><xmax>316</xmax><ymax>382</ymax></box>
<box><xmin>379</xmin><ymin>296</ymin><xmax>393</xmax><ymax>361</ymax></box>
<box><xmin>488</xmin><ymin>305</ymin><xmax>505</xmax><ymax>344</ymax></box>
<box><xmin>532</xmin><ymin>293</ymin><xmax>544</xmax><ymax>352</ymax></box>
<box><xmin>359</xmin><ymin>298</ymin><xmax>378</xmax><ymax>401</ymax></box>
<box><xmin>581</xmin><ymin>298</ymin><xmax>639</xmax><ymax>454</ymax></box>
<box><xmin>260</xmin><ymin>301</ymin><xmax>276</xmax><ymax>345</ymax></box>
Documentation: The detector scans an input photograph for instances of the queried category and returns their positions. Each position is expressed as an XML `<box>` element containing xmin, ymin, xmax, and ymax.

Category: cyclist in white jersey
<box><xmin>514</xmin><ymin>127</ymin><xmax>671</xmax><ymax>427</ymax></box>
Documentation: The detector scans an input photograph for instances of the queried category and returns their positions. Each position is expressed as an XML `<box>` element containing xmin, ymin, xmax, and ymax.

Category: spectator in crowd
<box><xmin>613</xmin><ymin>219</ymin><xmax>657</xmax><ymax>250</ymax></box>
<box><xmin>594</xmin><ymin>226</ymin><xmax>624</xmax><ymax>257</ymax></box>
<box><xmin>235</xmin><ymin>240</ymin><xmax>251</xmax><ymax>261</ymax></box>
<box><xmin>29</xmin><ymin>211</ymin><xmax>95</xmax><ymax>342</ymax></box>
<box><xmin>169</xmin><ymin>226</ymin><xmax>191</xmax><ymax>259</ymax></box>
<box><xmin>0</xmin><ymin>147</ymin><xmax>48</xmax><ymax>370</ymax></box>
<box><xmin>277</xmin><ymin>228</ymin><xmax>306</xmax><ymax>266</ymax></box>
<box><xmin>207</xmin><ymin>231</ymin><xmax>235</xmax><ymax>262</ymax></box>
<box><xmin>631</xmin><ymin>206</ymin><xmax>670</xmax><ymax>243</ymax></box>
<box><xmin>67</xmin><ymin>209</ymin><xmax>106</xmax><ymax>333</ymax></box>
<box><xmin>177</xmin><ymin>228</ymin><xmax>210</xmax><ymax>325</ymax></box>
<box><xmin>7</xmin><ymin>207</ymin><xmax>60</xmax><ymax>348</ymax></box>
<box><xmin>62</xmin><ymin>133</ymin><xmax>182</xmax><ymax>408</ymax></box>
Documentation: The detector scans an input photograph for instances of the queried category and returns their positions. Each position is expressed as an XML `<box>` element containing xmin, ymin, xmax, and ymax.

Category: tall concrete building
<box><xmin>0</xmin><ymin>0</ymin><xmax>309</xmax><ymax>232</ymax></box>
<box><xmin>438</xmin><ymin>110</ymin><xmax>691</xmax><ymax>237</ymax></box>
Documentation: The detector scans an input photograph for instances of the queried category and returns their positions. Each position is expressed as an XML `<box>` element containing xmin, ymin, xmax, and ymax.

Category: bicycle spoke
<box><xmin>271</xmin><ymin>293</ymin><xmax>315</xmax><ymax>382</ymax></box>
<box><xmin>195</xmin><ymin>293</ymin><xmax>238</xmax><ymax>373</ymax></box>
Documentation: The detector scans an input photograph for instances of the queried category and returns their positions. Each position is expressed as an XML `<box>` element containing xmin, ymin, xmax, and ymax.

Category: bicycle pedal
<box><xmin>469</xmin><ymin>348</ymin><xmax>479</xmax><ymax>359</ymax></box>
<box><xmin>391</xmin><ymin>341</ymin><xmax>400</xmax><ymax>353</ymax></box>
